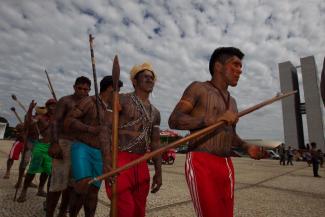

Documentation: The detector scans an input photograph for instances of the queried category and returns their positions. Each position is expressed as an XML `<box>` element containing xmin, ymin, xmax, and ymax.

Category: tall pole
<box><xmin>89</xmin><ymin>34</ymin><xmax>101</xmax><ymax>124</ymax></box>
<box><xmin>11</xmin><ymin>94</ymin><xmax>27</xmax><ymax>112</ymax></box>
<box><xmin>10</xmin><ymin>107</ymin><xmax>23</xmax><ymax>124</ymax></box>
<box><xmin>110</xmin><ymin>55</ymin><xmax>120</xmax><ymax>217</ymax></box>
<box><xmin>44</xmin><ymin>70</ymin><xmax>58</xmax><ymax>101</ymax></box>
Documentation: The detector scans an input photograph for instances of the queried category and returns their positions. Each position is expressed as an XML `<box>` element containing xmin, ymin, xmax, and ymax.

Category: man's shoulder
<box><xmin>58</xmin><ymin>95</ymin><xmax>76</xmax><ymax>106</ymax></box>
<box><xmin>187</xmin><ymin>81</ymin><xmax>207</xmax><ymax>88</ymax></box>
<box><xmin>120</xmin><ymin>92</ymin><xmax>132</xmax><ymax>99</ymax></box>
<box><xmin>151</xmin><ymin>104</ymin><xmax>160</xmax><ymax>115</ymax></box>
<box><xmin>59</xmin><ymin>94</ymin><xmax>74</xmax><ymax>101</ymax></box>
<box><xmin>77</xmin><ymin>96</ymin><xmax>96</xmax><ymax>107</ymax></box>
<box><xmin>119</xmin><ymin>92</ymin><xmax>133</xmax><ymax>104</ymax></box>
<box><xmin>187</xmin><ymin>81</ymin><xmax>210</xmax><ymax>91</ymax></box>
<box><xmin>182</xmin><ymin>81</ymin><xmax>209</xmax><ymax>97</ymax></box>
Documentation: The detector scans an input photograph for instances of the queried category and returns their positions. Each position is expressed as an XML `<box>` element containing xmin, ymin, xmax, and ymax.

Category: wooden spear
<box><xmin>89</xmin><ymin>90</ymin><xmax>297</xmax><ymax>184</ymax></box>
<box><xmin>44</xmin><ymin>70</ymin><xmax>58</xmax><ymax>101</ymax></box>
<box><xmin>110</xmin><ymin>55</ymin><xmax>120</xmax><ymax>217</ymax></box>
<box><xmin>10</xmin><ymin>107</ymin><xmax>23</xmax><ymax>124</ymax></box>
<box><xmin>11</xmin><ymin>94</ymin><xmax>27</xmax><ymax>112</ymax></box>
<box><xmin>89</xmin><ymin>34</ymin><xmax>101</xmax><ymax>125</ymax></box>
<box><xmin>11</xmin><ymin>94</ymin><xmax>41</xmax><ymax>136</ymax></box>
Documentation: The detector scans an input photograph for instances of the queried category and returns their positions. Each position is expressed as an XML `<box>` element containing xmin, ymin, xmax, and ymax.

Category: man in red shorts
<box><xmin>169</xmin><ymin>47</ymin><xmax>264</xmax><ymax>217</ymax></box>
<box><xmin>105</xmin><ymin>62</ymin><xmax>162</xmax><ymax>217</ymax></box>
<box><xmin>3</xmin><ymin>124</ymin><xmax>24</xmax><ymax>179</ymax></box>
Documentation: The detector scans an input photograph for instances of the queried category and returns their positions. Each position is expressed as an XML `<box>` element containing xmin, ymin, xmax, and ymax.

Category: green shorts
<box><xmin>27</xmin><ymin>141</ymin><xmax>52</xmax><ymax>175</ymax></box>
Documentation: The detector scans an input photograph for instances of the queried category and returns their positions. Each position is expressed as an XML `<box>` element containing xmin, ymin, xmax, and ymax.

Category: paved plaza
<box><xmin>0</xmin><ymin>139</ymin><xmax>324</xmax><ymax>217</ymax></box>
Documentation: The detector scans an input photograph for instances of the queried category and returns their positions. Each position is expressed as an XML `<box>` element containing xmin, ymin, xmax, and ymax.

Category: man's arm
<box><xmin>151</xmin><ymin>111</ymin><xmax>162</xmax><ymax>193</ymax></box>
<box><xmin>168</xmin><ymin>82</ymin><xmax>205</xmax><ymax>130</ymax></box>
<box><xmin>168</xmin><ymin>99</ymin><xmax>205</xmax><ymax>130</ymax></box>
<box><xmin>169</xmin><ymin>82</ymin><xmax>238</xmax><ymax>130</ymax></box>
<box><xmin>233</xmin><ymin>133</ymin><xmax>265</xmax><ymax>160</ymax></box>
<box><xmin>99</xmin><ymin>125</ymin><xmax>113</xmax><ymax>175</ymax></box>
<box><xmin>49</xmin><ymin>97</ymin><xmax>68</xmax><ymax>158</ymax></box>
<box><xmin>64</xmin><ymin>97</ymin><xmax>99</xmax><ymax>134</ymax></box>
<box><xmin>51</xmin><ymin>97</ymin><xmax>67</xmax><ymax>145</ymax></box>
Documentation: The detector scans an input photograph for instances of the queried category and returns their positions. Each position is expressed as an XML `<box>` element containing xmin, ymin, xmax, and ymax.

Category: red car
<box><xmin>148</xmin><ymin>149</ymin><xmax>176</xmax><ymax>165</ymax></box>
<box><xmin>162</xmin><ymin>149</ymin><xmax>176</xmax><ymax>165</ymax></box>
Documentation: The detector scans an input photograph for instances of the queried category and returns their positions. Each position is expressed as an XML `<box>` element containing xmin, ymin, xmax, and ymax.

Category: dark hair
<box><xmin>74</xmin><ymin>76</ymin><xmax>91</xmax><ymax>87</ymax></box>
<box><xmin>311</xmin><ymin>142</ymin><xmax>317</xmax><ymax>148</ymax></box>
<box><xmin>209</xmin><ymin>47</ymin><xmax>244</xmax><ymax>76</ymax></box>
<box><xmin>100</xmin><ymin>76</ymin><xmax>123</xmax><ymax>93</ymax></box>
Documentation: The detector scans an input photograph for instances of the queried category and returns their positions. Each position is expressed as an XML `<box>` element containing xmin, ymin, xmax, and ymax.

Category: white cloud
<box><xmin>0</xmin><ymin>0</ymin><xmax>324</xmax><ymax>142</ymax></box>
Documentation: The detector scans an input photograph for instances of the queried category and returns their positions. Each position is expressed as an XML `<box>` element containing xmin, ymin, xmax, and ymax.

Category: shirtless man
<box><xmin>65</xmin><ymin>76</ymin><xmax>122</xmax><ymax>217</ymax></box>
<box><xmin>14</xmin><ymin>109</ymin><xmax>41</xmax><ymax>189</ymax></box>
<box><xmin>169</xmin><ymin>47</ymin><xmax>264</xmax><ymax>217</ymax></box>
<box><xmin>105</xmin><ymin>62</ymin><xmax>162</xmax><ymax>217</ymax></box>
<box><xmin>3</xmin><ymin>124</ymin><xmax>24</xmax><ymax>179</ymax></box>
<box><xmin>17</xmin><ymin>99</ymin><xmax>57</xmax><ymax>202</ymax></box>
<box><xmin>46</xmin><ymin>76</ymin><xmax>91</xmax><ymax>217</ymax></box>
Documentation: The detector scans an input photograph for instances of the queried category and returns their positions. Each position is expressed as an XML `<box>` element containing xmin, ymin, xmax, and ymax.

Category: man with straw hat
<box><xmin>105</xmin><ymin>62</ymin><xmax>162</xmax><ymax>217</ymax></box>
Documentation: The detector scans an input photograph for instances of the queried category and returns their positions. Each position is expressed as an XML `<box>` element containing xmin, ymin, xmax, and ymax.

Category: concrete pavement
<box><xmin>0</xmin><ymin>139</ymin><xmax>324</xmax><ymax>217</ymax></box>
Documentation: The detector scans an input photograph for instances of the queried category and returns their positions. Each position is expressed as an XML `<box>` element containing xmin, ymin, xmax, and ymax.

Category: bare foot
<box><xmin>14</xmin><ymin>181</ymin><xmax>22</xmax><ymax>189</ymax></box>
<box><xmin>36</xmin><ymin>190</ymin><xmax>47</xmax><ymax>197</ymax></box>
<box><xmin>57</xmin><ymin>210</ymin><xmax>68</xmax><ymax>217</ymax></box>
<box><xmin>16</xmin><ymin>192</ymin><xmax>27</xmax><ymax>203</ymax></box>
<box><xmin>3</xmin><ymin>172</ymin><xmax>10</xmax><ymax>179</ymax></box>
<box><xmin>29</xmin><ymin>182</ymin><xmax>38</xmax><ymax>188</ymax></box>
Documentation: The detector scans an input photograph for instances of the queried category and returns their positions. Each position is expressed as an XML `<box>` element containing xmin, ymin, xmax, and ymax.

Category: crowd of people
<box><xmin>278</xmin><ymin>143</ymin><xmax>323</xmax><ymax>177</ymax></box>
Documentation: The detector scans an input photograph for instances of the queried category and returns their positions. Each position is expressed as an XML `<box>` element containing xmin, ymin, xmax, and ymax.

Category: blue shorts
<box><xmin>71</xmin><ymin>141</ymin><xmax>103</xmax><ymax>188</ymax></box>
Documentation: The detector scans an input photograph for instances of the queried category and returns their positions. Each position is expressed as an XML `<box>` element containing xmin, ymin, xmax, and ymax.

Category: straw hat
<box><xmin>35</xmin><ymin>106</ymin><xmax>47</xmax><ymax>115</ymax></box>
<box><xmin>130</xmin><ymin>62</ymin><xmax>156</xmax><ymax>81</ymax></box>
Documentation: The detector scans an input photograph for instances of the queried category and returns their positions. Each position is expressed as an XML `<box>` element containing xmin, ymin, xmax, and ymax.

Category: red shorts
<box><xmin>105</xmin><ymin>152</ymin><xmax>150</xmax><ymax>217</ymax></box>
<box><xmin>9</xmin><ymin>140</ymin><xmax>24</xmax><ymax>160</ymax></box>
<box><xmin>185</xmin><ymin>152</ymin><xmax>235</xmax><ymax>217</ymax></box>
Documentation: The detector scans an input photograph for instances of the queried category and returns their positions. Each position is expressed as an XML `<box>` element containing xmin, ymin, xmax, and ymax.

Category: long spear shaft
<box><xmin>11</xmin><ymin>94</ymin><xmax>41</xmax><ymax>136</ymax></box>
<box><xmin>110</xmin><ymin>55</ymin><xmax>120</xmax><ymax>217</ymax></box>
<box><xmin>89</xmin><ymin>34</ymin><xmax>101</xmax><ymax>124</ymax></box>
<box><xmin>10</xmin><ymin>107</ymin><xmax>23</xmax><ymax>124</ymax></box>
<box><xmin>11</xmin><ymin>94</ymin><xmax>27</xmax><ymax>112</ymax></box>
<box><xmin>44</xmin><ymin>70</ymin><xmax>58</xmax><ymax>101</ymax></box>
<box><xmin>89</xmin><ymin>90</ymin><xmax>297</xmax><ymax>184</ymax></box>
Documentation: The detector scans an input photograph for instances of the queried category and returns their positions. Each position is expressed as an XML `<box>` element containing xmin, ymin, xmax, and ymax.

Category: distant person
<box><xmin>305</xmin><ymin>151</ymin><xmax>312</xmax><ymax>167</ymax></box>
<box><xmin>286</xmin><ymin>146</ymin><xmax>293</xmax><ymax>165</ymax></box>
<box><xmin>306</xmin><ymin>143</ymin><xmax>310</xmax><ymax>150</ymax></box>
<box><xmin>310</xmin><ymin>142</ymin><xmax>321</xmax><ymax>177</ymax></box>
<box><xmin>279</xmin><ymin>143</ymin><xmax>286</xmax><ymax>166</ymax></box>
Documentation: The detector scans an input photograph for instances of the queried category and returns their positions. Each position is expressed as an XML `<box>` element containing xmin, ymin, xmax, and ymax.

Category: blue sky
<box><xmin>0</xmin><ymin>0</ymin><xmax>324</xmax><ymax>140</ymax></box>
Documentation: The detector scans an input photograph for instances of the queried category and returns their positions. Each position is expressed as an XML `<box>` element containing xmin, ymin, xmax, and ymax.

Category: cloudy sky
<box><xmin>0</xmin><ymin>0</ymin><xmax>324</xmax><ymax>141</ymax></box>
